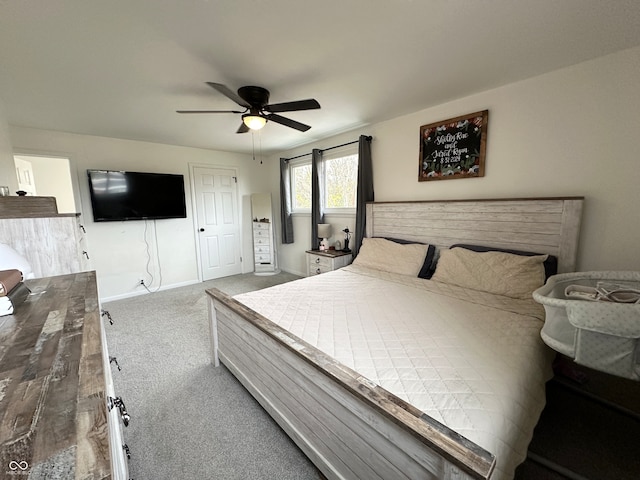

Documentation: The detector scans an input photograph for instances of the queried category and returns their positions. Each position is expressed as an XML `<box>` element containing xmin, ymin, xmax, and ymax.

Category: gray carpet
<box><xmin>103</xmin><ymin>272</ymin><xmax>323</xmax><ymax>480</ymax></box>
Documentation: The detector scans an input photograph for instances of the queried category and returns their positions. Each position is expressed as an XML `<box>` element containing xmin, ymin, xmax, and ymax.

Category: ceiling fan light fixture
<box><xmin>243</xmin><ymin>114</ymin><xmax>267</xmax><ymax>130</ymax></box>
<box><xmin>178</xmin><ymin>83</ymin><xmax>319</xmax><ymax>133</ymax></box>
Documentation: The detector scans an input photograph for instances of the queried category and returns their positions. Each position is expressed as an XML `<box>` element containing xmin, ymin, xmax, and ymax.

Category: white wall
<box><xmin>272</xmin><ymin>45</ymin><xmax>640</xmax><ymax>274</ymax></box>
<box><xmin>8</xmin><ymin>126</ymin><xmax>263</xmax><ymax>300</ymax></box>
<box><xmin>0</xmin><ymin>99</ymin><xmax>18</xmax><ymax>192</ymax></box>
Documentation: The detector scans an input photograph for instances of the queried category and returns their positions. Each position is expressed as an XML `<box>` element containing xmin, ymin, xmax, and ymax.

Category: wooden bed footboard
<box><xmin>207</xmin><ymin>288</ymin><xmax>495</xmax><ymax>480</ymax></box>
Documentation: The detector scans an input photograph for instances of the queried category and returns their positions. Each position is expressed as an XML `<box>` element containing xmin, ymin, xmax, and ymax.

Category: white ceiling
<box><xmin>2</xmin><ymin>1</ymin><xmax>640</xmax><ymax>155</ymax></box>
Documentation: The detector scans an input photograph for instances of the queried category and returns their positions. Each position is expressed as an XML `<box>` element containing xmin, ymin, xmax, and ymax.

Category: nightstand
<box><xmin>306</xmin><ymin>249</ymin><xmax>353</xmax><ymax>276</ymax></box>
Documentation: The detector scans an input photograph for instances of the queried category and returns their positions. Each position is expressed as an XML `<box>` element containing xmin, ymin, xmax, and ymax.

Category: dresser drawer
<box><xmin>255</xmin><ymin>253</ymin><xmax>272</xmax><ymax>263</ymax></box>
<box><xmin>254</xmin><ymin>244</ymin><xmax>270</xmax><ymax>254</ymax></box>
<box><xmin>253</xmin><ymin>223</ymin><xmax>270</xmax><ymax>235</ymax></box>
<box><xmin>253</xmin><ymin>230</ymin><xmax>269</xmax><ymax>243</ymax></box>
<box><xmin>254</xmin><ymin>236</ymin><xmax>270</xmax><ymax>247</ymax></box>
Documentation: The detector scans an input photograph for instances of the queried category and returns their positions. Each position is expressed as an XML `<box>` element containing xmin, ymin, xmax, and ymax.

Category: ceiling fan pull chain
<box><xmin>252</xmin><ymin>131</ymin><xmax>256</xmax><ymax>162</ymax></box>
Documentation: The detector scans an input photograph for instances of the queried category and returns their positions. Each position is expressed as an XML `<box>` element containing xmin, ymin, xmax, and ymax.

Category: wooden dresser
<box><xmin>0</xmin><ymin>271</ymin><xmax>129</xmax><ymax>479</ymax></box>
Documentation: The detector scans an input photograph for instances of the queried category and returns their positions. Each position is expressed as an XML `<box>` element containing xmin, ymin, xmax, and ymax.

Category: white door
<box><xmin>193</xmin><ymin>167</ymin><xmax>242</xmax><ymax>280</ymax></box>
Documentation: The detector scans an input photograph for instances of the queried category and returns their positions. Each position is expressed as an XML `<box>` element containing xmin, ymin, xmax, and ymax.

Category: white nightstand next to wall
<box><xmin>306</xmin><ymin>249</ymin><xmax>353</xmax><ymax>276</ymax></box>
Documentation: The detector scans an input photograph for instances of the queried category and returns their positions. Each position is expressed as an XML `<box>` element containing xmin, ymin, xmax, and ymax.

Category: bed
<box><xmin>206</xmin><ymin>197</ymin><xmax>584</xmax><ymax>480</ymax></box>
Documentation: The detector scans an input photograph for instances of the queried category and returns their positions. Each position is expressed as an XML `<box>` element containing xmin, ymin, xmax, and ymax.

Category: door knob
<box><xmin>199</xmin><ymin>228</ymin><xmax>205</xmax><ymax>232</ymax></box>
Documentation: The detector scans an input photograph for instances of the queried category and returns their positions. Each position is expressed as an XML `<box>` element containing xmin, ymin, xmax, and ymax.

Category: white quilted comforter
<box><xmin>234</xmin><ymin>265</ymin><xmax>554</xmax><ymax>479</ymax></box>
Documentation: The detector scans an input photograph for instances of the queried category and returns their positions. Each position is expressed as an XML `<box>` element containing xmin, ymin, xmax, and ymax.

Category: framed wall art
<box><xmin>419</xmin><ymin>110</ymin><xmax>488</xmax><ymax>181</ymax></box>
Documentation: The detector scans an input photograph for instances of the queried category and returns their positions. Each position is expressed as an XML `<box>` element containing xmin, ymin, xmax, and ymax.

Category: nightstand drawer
<box><xmin>308</xmin><ymin>254</ymin><xmax>332</xmax><ymax>268</ymax></box>
<box><xmin>309</xmin><ymin>264</ymin><xmax>331</xmax><ymax>275</ymax></box>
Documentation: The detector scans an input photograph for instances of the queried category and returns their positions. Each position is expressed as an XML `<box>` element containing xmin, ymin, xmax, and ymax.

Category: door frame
<box><xmin>188</xmin><ymin>163</ymin><xmax>243</xmax><ymax>282</ymax></box>
<box><xmin>12</xmin><ymin>147</ymin><xmax>83</xmax><ymax>215</ymax></box>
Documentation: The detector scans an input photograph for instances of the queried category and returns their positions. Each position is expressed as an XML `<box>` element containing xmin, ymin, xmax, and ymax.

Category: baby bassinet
<box><xmin>533</xmin><ymin>271</ymin><xmax>640</xmax><ymax>380</ymax></box>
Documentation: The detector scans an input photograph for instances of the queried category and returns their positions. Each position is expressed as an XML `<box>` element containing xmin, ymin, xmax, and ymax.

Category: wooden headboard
<box><xmin>365</xmin><ymin>197</ymin><xmax>584</xmax><ymax>273</ymax></box>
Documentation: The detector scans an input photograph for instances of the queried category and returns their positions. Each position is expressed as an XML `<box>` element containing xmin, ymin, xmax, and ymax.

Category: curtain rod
<box><xmin>283</xmin><ymin>135</ymin><xmax>372</xmax><ymax>162</ymax></box>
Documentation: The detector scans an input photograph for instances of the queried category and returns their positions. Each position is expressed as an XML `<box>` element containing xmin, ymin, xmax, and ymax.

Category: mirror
<box><xmin>251</xmin><ymin>193</ymin><xmax>272</xmax><ymax>223</ymax></box>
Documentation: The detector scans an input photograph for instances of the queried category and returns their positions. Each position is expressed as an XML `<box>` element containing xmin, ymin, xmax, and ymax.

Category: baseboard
<box><xmin>282</xmin><ymin>267</ymin><xmax>306</xmax><ymax>277</ymax></box>
<box><xmin>101</xmin><ymin>278</ymin><xmax>200</xmax><ymax>303</ymax></box>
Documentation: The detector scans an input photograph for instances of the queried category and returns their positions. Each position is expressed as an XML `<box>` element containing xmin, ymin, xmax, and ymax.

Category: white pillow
<box><xmin>431</xmin><ymin>247</ymin><xmax>547</xmax><ymax>299</ymax></box>
<box><xmin>353</xmin><ymin>237</ymin><xmax>430</xmax><ymax>276</ymax></box>
<box><xmin>0</xmin><ymin>243</ymin><xmax>34</xmax><ymax>279</ymax></box>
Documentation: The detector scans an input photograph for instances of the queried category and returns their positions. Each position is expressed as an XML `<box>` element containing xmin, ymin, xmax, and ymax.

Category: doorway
<box><xmin>192</xmin><ymin>166</ymin><xmax>242</xmax><ymax>280</ymax></box>
<box><xmin>13</xmin><ymin>154</ymin><xmax>77</xmax><ymax>213</ymax></box>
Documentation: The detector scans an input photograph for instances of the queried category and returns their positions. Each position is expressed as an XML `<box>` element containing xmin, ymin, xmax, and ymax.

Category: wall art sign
<box><xmin>419</xmin><ymin>110</ymin><xmax>488</xmax><ymax>181</ymax></box>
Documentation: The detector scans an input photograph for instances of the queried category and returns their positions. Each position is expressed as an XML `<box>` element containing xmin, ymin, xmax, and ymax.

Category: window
<box><xmin>290</xmin><ymin>147</ymin><xmax>358</xmax><ymax>213</ymax></box>
<box><xmin>325</xmin><ymin>153</ymin><xmax>358</xmax><ymax>210</ymax></box>
<box><xmin>291</xmin><ymin>161</ymin><xmax>312</xmax><ymax>211</ymax></box>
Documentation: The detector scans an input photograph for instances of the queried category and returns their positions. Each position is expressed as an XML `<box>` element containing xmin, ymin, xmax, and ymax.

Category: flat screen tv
<box><xmin>87</xmin><ymin>169</ymin><xmax>187</xmax><ymax>222</ymax></box>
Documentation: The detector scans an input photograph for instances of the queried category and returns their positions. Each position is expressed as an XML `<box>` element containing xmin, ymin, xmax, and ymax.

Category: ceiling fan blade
<box><xmin>176</xmin><ymin>110</ymin><xmax>244</xmax><ymax>114</ymax></box>
<box><xmin>267</xmin><ymin>113</ymin><xmax>311</xmax><ymax>132</ymax></box>
<box><xmin>206</xmin><ymin>82</ymin><xmax>251</xmax><ymax>108</ymax></box>
<box><xmin>236</xmin><ymin>123</ymin><xmax>250</xmax><ymax>134</ymax></box>
<box><xmin>264</xmin><ymin>99</ymin><xmax>320</xmax><ymax>113</ymax></box>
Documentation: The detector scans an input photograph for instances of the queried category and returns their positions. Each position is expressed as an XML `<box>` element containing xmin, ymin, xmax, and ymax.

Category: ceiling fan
<box><xmin>177</xmin><ymin>82</ymin><xmax>321</xmax><ymax>133</ymax></box>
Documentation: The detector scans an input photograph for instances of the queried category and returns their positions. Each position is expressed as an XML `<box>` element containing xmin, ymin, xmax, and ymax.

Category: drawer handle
<box><xmin>109</xmin><ymin>356</ymin><xmax>122</xmax><ymax>371</ymax></box>
<box><xmin>315</xmin><ymin>258</ymin><xmax>320</xmax><ymax>263</ymax></box>
<box><xmin>316</xmin><ymin>268</ymin><xmax>321</xmax><ymax>274</ymax></box>
<box><xmin>101</xmin><ymin>309</ymin><xmax>113</xmax><ymax>325</ymax></box>
<box><xmin>108</xmin><ymin>396</ymin><xmax>131</xmax><ymax>427</ymax></box>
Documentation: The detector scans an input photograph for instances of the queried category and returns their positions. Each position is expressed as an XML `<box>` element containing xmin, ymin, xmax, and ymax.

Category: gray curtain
<box><xmin>353</xmin><ymin>135</ymin><xmax>373</xmax><ymax>258</ymax></box>
<box><xmin>279</xmin><ymin>158</ymin><xmax>294</xmax><ymax>244</ymax></box>
<box><xmin>311</xmin><ymin>148</ymin><xmax>325</xmax><ymax>250</ymax></box>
